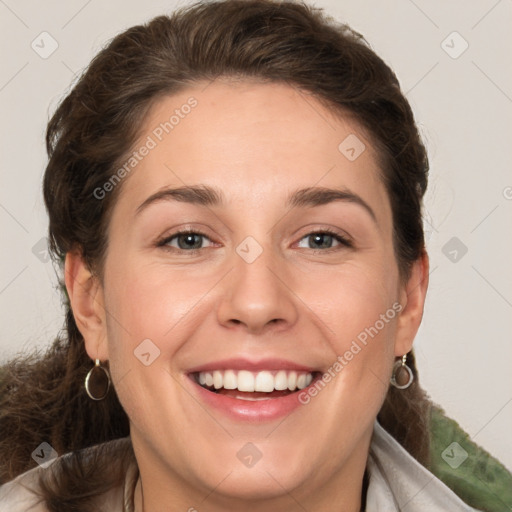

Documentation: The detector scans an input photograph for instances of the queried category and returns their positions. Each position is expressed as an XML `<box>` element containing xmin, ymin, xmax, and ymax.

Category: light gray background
<box><xmin>1</xmin><ymin>0</ymin><xmax>511</xmax><ymax>471</ymax></box>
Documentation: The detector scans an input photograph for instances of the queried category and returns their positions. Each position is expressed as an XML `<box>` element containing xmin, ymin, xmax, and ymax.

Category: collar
<box><xmin>366</xmin><ymin>421</ymin><xmax>480</xmax><ymax>511</ymax></box>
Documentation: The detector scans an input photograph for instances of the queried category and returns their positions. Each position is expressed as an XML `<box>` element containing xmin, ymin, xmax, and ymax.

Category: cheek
<box><xmin>287</xmin><ymin>263</ymin><xmax>399</xmax><ymax>468</ymax></box>
<box><xmin>101</xmin><ymin>261</ymin><xmax>218</xmax><ymax>407</ymax></box>
<box><xmin>100</xmin><ymin>265</ymin><xmax>189</xmax><ymax>432</ymax></box>
<box><xmin>299</xmin><ymin>257</ymin><xmax>400</xmax><ymax>338</ymax></box>
<box><xmin>298</xmin><ymin>260</ymin><xmax>399</xmax><ymax>392</ymax></box>
<box><xmin>104</xmin><ymin>261</ymin><xmax>200</xmax><ymax>343</ymax></box>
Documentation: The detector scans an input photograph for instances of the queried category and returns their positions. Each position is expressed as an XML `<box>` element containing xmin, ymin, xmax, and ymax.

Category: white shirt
<box><xmin>0</xmin><ymin>421</ymin><xmax>480</xmax><ymax>511</ymax></box>
<box><xmin>366</xmin><ymin>422</ymin><xmax>479</xmax><ymax>511</ymax></box>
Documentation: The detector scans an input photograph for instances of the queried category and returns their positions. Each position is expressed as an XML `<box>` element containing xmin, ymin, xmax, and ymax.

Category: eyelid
<box><xmin>156</xmin><ymin>228</ymin><xmax>215</xmax><ymax>251</ymax></box>
<box><xmin>294</xmin><ymin>228</ymin><xmax>353</xmax><ymax>250</ymax></box>
<box><xmin>157</xmin><ymin>226</ymin><xmax>353</xmax><ymax>253</ymax></box>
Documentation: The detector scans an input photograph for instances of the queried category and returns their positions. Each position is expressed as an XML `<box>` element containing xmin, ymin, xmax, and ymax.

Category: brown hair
<box><xmin>0</xmin><ymin>0</ymin><xmax>431</xmax><ymax>506</ymax></box>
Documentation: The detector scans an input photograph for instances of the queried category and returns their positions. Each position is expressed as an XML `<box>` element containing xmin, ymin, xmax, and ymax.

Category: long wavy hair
<box><xmin>0</xmin><ymin>0</ymin><xmax>431</xmax><ymax>507</ymax></box>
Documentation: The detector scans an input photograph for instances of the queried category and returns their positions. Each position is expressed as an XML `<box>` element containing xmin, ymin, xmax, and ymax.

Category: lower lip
<box><xmin>187</xmin><ymin>375</ymin><xmax>318</xmax><ymax>422</ymax></box>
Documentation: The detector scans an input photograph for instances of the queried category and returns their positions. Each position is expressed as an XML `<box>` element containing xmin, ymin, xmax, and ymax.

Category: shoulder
<box><xmin>0</xmin><ymin>464</ymin><xmax>48</xmax><ymax>512</ymax></box>
<box><xmin>367</xmin><ymin>421</ymin><xmax>481</xmax><ymax>511</ymax></box>
<box><xmin>0</xmin><ymin>437</ymin><xmax>136</xmax><ymax>512</ymax></box>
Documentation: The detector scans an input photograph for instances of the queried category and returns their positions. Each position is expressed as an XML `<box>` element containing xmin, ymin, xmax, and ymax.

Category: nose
<box><xmin>216</xmin><ymin>243</ymin><xmax>299</xmax><ymax>335</ymax></box>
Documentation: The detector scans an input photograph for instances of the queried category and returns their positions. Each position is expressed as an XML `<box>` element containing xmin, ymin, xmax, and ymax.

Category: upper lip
<box><xmin>187</xmin><ymin>357</ymin><xmax>319</xmax><ymax>374</ymax></box>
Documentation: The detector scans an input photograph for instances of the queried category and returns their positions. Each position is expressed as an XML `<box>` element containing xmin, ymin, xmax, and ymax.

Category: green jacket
<box><xmin>429</xmin><ymin>405</ymin><xmax>512</xmax><ymax>511</ymax></box>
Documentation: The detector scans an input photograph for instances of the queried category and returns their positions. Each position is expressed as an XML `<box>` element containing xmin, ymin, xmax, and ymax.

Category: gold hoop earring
<box><xmin>390</xmin><ymin>354</ymin><xmax>414</xmax><ymax>390</ymax></box>
<box><xmin>84</xmin><ymin>359</ymin><xmax>111</xmax><ymax>400</ymax></box>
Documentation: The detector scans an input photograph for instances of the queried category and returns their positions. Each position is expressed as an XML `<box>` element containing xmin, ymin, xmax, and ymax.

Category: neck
<box><xmin>132</xmin><ymin>440</ymin><xmax>371</xmax><ymax>512</ymax></box>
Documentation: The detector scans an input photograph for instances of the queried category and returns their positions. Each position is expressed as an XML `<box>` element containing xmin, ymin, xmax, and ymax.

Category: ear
<box><xmin>64</xmin><ymin>251</ymin><xmax>109</xmax><ymax>361</ymax></box>
<box><xmin>394</xmin><ymin>250</ymin><xmax>429</xmax><ymax>357</ymax></box>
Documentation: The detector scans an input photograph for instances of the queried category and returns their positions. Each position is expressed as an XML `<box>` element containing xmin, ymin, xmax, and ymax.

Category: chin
<box><xmin>206</xmin><ymin>467</ymin><xmax>307</xmax><ymax>501</ymax></box>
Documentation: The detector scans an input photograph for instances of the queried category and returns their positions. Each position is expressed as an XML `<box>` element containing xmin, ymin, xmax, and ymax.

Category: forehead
<box><xmin>113</xmin><ymin>79</ymin><xmax>391</xmax><ymax>226</ymax></box>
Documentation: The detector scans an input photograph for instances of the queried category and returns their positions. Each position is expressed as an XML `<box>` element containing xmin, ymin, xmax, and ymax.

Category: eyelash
<box><xmin>156</xmin><ymin>228</ymin><xmax>353</xmax><ymax>254</ymax></box>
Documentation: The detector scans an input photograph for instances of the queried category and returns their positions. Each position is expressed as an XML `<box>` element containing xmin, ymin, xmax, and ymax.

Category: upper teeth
<box><xmin>197</xmin><ymin>370</ymin><xmax>313</xmax><ymax>392</ymax></box>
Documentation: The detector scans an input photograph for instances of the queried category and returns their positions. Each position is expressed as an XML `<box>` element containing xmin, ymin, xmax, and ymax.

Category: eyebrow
<box><xmin>135</xmin><ymin>184</ymin><xmax>224</xmax><ymax>215</ymax></box>
<box><xmin>135</xmin><ymin>184</ymin><xmax>376</xmax><ymax>222</ymax></box>
<box><xmin>287</xmin><ymin>186</ymin><xmax>376</xmax><ymax>222</ymax></box>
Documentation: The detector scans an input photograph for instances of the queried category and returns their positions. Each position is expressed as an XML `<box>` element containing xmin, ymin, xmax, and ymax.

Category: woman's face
<box><xmin>70</xmin><ymin>80</ymin><xmax>427</xmax><ymax>508</ymax></box>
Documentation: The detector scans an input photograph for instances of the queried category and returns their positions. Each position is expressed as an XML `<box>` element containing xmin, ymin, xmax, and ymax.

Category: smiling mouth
<box><xmin>190</xmin><ymin>369</ymin><xmax>319</xmax><ymax>401</ymax></box>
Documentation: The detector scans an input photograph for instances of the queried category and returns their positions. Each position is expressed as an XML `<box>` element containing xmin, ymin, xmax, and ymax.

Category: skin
<box><xmin>65</xmin><ymin>80</ymin><xmax>428</xmax><ymax>512</ymax></box>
